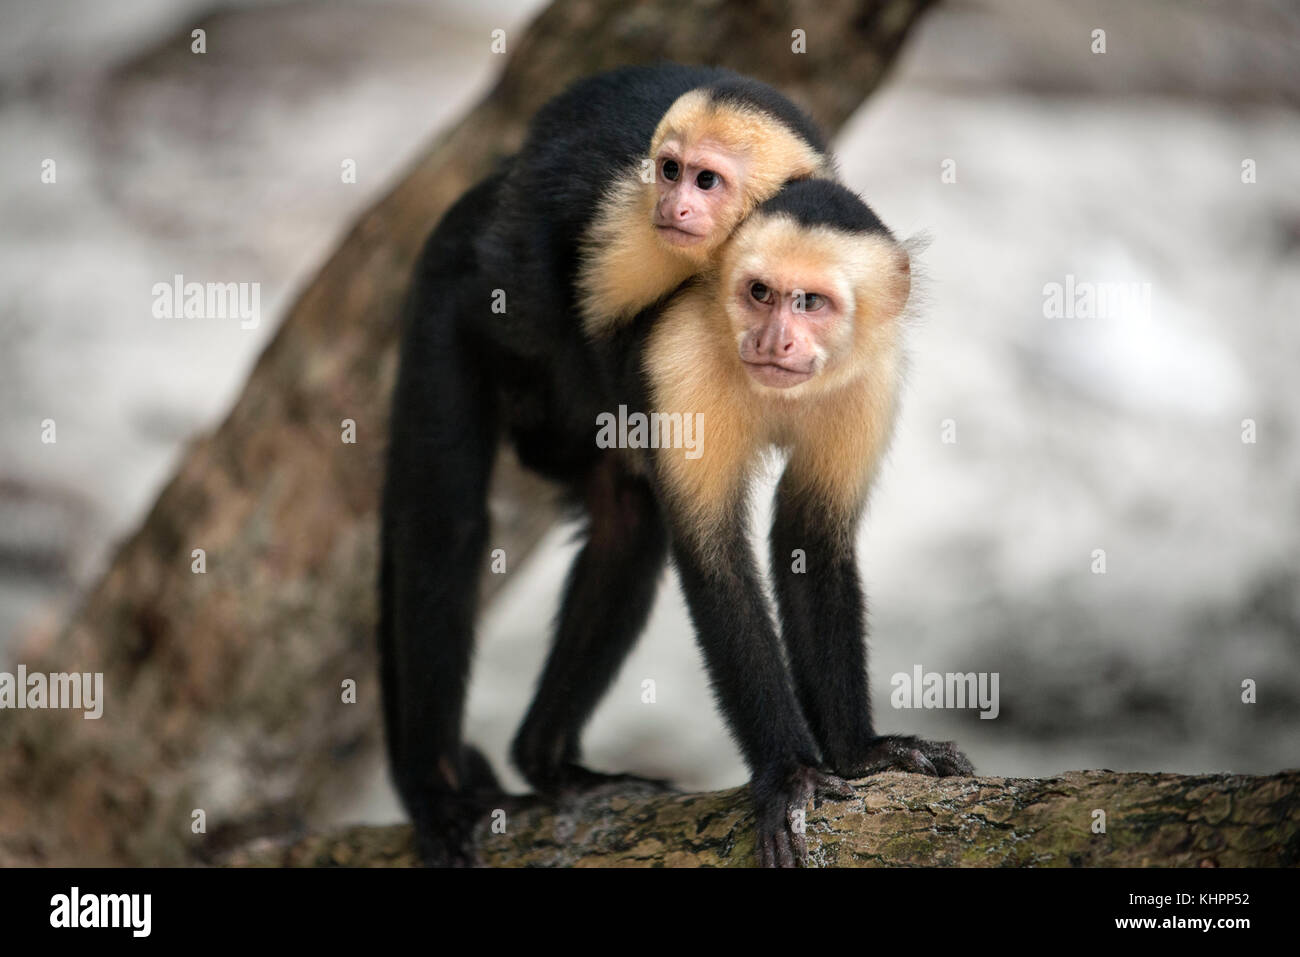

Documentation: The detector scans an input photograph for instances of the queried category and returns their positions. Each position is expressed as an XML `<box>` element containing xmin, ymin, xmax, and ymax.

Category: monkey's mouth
<box><xmin>741</xmin><ymin>360</ymin><xmax>813</xmax><ymax>389</ymax></box>
<box><xmin>653</xmin><ymin>223</ymin><xmax>707</xmax><ymax>247</ymax></box>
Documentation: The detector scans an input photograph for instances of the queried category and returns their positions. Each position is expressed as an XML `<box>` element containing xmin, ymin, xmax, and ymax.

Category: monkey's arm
<box><xmin>769</xmin><ymin>476</ymin><xmax>973</xmax><ymax>779</ymax></box>
<box><xmin>668</xmin><ymin>509</ymin><xmax>852</xmax><ymax>868</ymax></box>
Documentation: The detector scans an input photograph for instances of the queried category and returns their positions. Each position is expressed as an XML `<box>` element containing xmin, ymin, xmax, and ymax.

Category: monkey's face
<box><xmin>730</xmin><ymin>274</ymin><xmax>843</xmax><ymax>391</ymax></box>
<box><xmin>649</xmin><ymin>91</ymin><xmax>828</xmax><ymax>263</ymax></box>
<box><xmin>722</xmin><ymin>214</ymin><xmax>910</xmax><ymax>397</ymax></box>
<box><xmin>650</xmin><ymin>138</ymin><xmax>747</xmax><ymax>257</ymax></box>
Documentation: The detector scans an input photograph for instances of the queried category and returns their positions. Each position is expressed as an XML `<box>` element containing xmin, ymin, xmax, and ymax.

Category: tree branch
<box><xmin>226</xmin><ymin>770</ymin><xmax>1300</xmax><ymax>867</ymax></box>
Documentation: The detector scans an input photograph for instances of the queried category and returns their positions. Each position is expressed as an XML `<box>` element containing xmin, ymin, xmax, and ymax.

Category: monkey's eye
<box><xmin>750</xmin><ymin>282</ymin><xmax>773</xmax><ymax>304</ymax></box>
<box><xmin>696</xmin><ymin>170</ymin><xmax>719</xmax><ymax>190</ymax></box>
<box><xmin>795</xmin><ymin>292</ymin><xmax>826</xmax><ymax>313</ymax></box>
<box><xmin>661</xmin><ymin>159</ymin><xmax>680</xmax><ymax>181</ymax></box>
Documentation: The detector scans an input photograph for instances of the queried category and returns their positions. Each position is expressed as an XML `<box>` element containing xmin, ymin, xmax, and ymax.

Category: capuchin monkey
<box><xmin>381</xmin><ymin>66</ymin><xmax>971</xmax><ymax>868</ymax></box>
<box><xmin>632</xmin><ymin>179</ymin><xmax>972</xmax><ymax>865</ymax></box>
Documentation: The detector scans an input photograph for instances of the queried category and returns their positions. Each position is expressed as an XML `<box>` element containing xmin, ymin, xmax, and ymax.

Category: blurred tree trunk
<box><xmin>0</xmin><ymin>0</ymin><xmax>939</xmax><ymax>866</ymax></box>
<box><xmin>227</xmin><ymin>769</ymin><xmax>1300</xmax><ymax>868</ymax></box>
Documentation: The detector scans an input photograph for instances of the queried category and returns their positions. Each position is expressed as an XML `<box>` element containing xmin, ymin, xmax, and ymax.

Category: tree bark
<box><xmin>0</xmin><ymin>0</ymin><xmax>939</xmax><ymax>866</ymax></box>
<box><xmin>225</xmin><ymin>770</ymin><xmax>1300</xmax><ymax>867</ymax></box>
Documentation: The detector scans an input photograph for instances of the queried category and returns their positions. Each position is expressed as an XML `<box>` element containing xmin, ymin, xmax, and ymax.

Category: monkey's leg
<box><xmin>511</xmin><ymin>456</ymin><xmax>671</xmax><ymax>794</ymax></box>
<box><xmin>769</xmin><ymin>479</ymin><xmax>973</xmax><ymax>779</ymax></box>
<box><xmin>670</xmin><ymin>515</ymin><xmax>852</xmax><ymax>868</ymax></box>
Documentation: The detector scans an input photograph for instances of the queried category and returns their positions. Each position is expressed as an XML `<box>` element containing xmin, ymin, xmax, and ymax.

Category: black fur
<box><xmin>380</xmin><ymin>64</ymin><xmax>964</xmax><ymax>869</ymax></box>
<box><xmin>379</xmin><ymin>173</ymin><xmax>506</xmax><ymax>865</ymax></box>
<box><xmin>757</xmin><ymin>177</ymin><xmax>891</xmax><ymax>236</ymax></box>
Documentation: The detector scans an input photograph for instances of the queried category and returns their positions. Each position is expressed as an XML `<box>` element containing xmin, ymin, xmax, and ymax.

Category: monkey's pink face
<box><xmin>651</xmin><ymin>140</ymin><xmax>746</xmax><ymax>250</ymax></box>
<box><xmin>733</xmin><ymin>276</ymin><xmax>844</xmax><ymax>390</ymax></box>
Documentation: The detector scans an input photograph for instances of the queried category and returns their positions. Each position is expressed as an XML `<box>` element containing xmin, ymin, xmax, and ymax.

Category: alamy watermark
<box><xmin>891</xmin><ymin>665</ymin><xmax>999</xmax><ymax>719</ymax></box>
<box><xmin>152</xmin><ymin>273</ymin><xmax>260</xmax><ymax>329</ymax></box>
<box><xmin>596</xmin><ymin>404</ymin><xmax>704</xmax><ymax>460</ymax></box>
<box><xmin>50</xmin><ymin>887</ymin><xmax>150</xmax><ymax>937</ymax></box>
<box><xmin>0</xmin><ymin>666</ymin><xmax>103</xmax><ymax>719</ymax></box>
<box><xmin>1042</xmin><ymin>274</ymin><xmax>1151</xmax><ymax>320</ymax></box>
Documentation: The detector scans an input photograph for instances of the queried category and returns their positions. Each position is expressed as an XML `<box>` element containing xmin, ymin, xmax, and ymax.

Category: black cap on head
<box><xmin>757</xmin><ymin>179</ymin><xmax>891</xmax><ymax>237</ymax></box>
<box><xmin>704</xmin><ymin>78</ymin><xmax>830</xmax><ymax>156</ymax></box>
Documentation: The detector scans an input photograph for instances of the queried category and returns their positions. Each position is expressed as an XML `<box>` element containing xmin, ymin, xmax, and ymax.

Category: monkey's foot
<box><xmin>411</xmin><ymin>790</ymin><xmax>518</xmax><ymax>867</ymax></box>
<box><xmin>753</xmin><ymin>766</ymin><xmax>855</xmax><ymax>868</ymax></box>
<box><xmin>461</xmin><ymin>744</ymin><xmax>501</xmax><ymax>793</ymax></box>
<box><xmin>534</xmin><ymin>763</ymin><xmax>678</xmax><ymax>797</ymax></box>
<box><xmin>840</xmin><ymin>735</ymin><xmax>974</xmax><ymax>778</ymax></box>
<box><xmin>411</xmin><ymin>806</ymin><xmax>479</xmax><ymax>867</ymax></box>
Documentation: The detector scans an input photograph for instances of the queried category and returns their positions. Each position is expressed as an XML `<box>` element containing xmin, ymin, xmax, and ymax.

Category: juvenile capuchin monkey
<box><xmin>381</xmin><ymin>66</ymin><xmax>970</xmax><ymax>868</ymax></box>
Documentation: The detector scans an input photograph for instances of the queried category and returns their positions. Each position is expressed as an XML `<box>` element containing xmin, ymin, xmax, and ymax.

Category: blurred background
<box><xmin>1</xmin><ymin>0</ymin><xmax>1296</xmax><ymax>832</ymax></box>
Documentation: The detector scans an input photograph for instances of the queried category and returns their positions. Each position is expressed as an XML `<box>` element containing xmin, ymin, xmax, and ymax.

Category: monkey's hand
<box><xmin>838</xmin><ymin>734</ymin><xmax>974</xmax><ymax>778</ymax></box>
<box><xmin>410</xmin><ymin>795</ymin><xmax>489</xmax><ymax>867</ymax></box>
<box><xmin>753</xmin><ymin>765</ymin><xmax>855</xmax><ymax>868</ymax></box>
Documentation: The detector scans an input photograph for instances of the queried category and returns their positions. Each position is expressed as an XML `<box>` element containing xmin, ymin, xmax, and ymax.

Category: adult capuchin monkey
<box><xmin>632</xmin><ymin>179</ymin><xmax>972</xmax><ymax>865</ymax></box>
<box><xmin>381</xmin><ymin>65</ymin><xmax>971</xmax><ymax>868</ymax></box>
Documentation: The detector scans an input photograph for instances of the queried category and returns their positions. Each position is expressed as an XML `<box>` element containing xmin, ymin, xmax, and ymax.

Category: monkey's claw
<box><xmin>754</xmin><ymin>766</ymin><xmax>855</xmax><ymax>868</ymax></box>
<box><xmin>845</xmin><ymin>735</ymin><xmax>974</xmax><ymax>778</ymax></box>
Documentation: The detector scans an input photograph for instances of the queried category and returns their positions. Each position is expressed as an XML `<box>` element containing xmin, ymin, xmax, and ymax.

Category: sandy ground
<box><xmin>0</xmin><ymin>0</ymin><xmax>1296</xmax><ymax>828</ymax></box>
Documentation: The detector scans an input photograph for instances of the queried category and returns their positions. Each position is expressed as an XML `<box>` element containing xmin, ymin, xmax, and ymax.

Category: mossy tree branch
<box><xmin>227</xmin><ymin>770</ymin><xmax>1300</xmax><ymax>867</ymax></box>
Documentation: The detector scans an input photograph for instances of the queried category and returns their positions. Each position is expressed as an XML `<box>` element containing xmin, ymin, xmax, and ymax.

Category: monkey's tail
<box><xmin>378</xmin><ymin>172</ymin><xmax>509</xmax><ymax>824</ymax></box>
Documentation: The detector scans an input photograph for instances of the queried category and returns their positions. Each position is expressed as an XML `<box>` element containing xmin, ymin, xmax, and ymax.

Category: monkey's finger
<box><xmin>777</xmin><ymin>831</ymin><xmax>797</xmax><ymax>868</ymax></box>
<box><xmin>906</xmin><ymin>749</ymin><xmax>939</xmax><ymax>775</ymax></box>
<box><xmin>788</xmin><ymin>828</ymin><xmax>808</xmax><ymax>867</ymax></box>
<box><xmin>931</xmin><ymin>757</ymin><xmax>974</xmax><ymax>776</ymax></box>
<box><xmin>925</xmin><ymin>742</ymin><xmax>975</xmax><ymax>776</ymax></box>
<box><xmin>813</xmin><ymin>771</ymin><xmax>856</xmax><ymax>799</ymax></box>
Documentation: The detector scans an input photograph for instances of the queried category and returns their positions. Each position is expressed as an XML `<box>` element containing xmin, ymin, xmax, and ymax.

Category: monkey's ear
<box><xmin>890</xmin><ymin>245</ymin><xmax>912</xmax><ymax>304</ymax></box>
<box><xmin>857</xmin><ymin>237</ymin><xmax>911</xmax><ymax>322</ymax></box>
<box><xmin>883</xmin><ymin>231</ymin><xmax>933</xmax><ymax>318</ymax></box>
